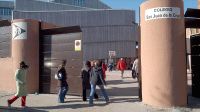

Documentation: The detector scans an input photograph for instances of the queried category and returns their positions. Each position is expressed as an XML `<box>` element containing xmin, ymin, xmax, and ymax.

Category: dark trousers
<box><xmin>82</xmin><ymin>88</ymin><xmax>98</xmax><ymax>101</ymax></box>
<box><xmin>58</xmin><ymin>86</ymin><xmax>68</xmax><ymax>103</ymax></box>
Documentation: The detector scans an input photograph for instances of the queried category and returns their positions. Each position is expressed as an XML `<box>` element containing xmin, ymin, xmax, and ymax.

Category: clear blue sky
<box><xmin>101</xmin><ymin>0</ymin><xmax>198</xmax><ymax>23</ymax></box>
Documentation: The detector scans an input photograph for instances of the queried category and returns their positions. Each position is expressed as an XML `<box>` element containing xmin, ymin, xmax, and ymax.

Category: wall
<box><xmin>41</xmin><ymin>21</ymin><xmax>59</xmax><ymax>29</ymax></box>
<box><xmin>0</xmin><ymin>1</ymin><xmax>13</xmax><ymax>8</ymax></box>
<box><xmin>0</xmin><ymin>58</ymin><xmax>15</xmax><ymax>92</ymax></box>
<box><xmin>0</xmin><ymin>25</ymin><xmax>14</xmax><ymax>93</ymax></box>
<box><xmin>15</xmin><ymin>0</ymin><xmax>91</xmax><ymax>11</ymax></box>
<box><xmin>0</xmin><ymin>26</ymin><xmax>11</xmax><ymax>58</ymax></box>
<box><xmin>54</xmin><ymin>0</ymin><xmax>111</xmax><ymax>9</ymax></box>
<box><xmin>13</xmin><ymin>10</ymin><xmax>135</xmax><ymax>27</ymax></box>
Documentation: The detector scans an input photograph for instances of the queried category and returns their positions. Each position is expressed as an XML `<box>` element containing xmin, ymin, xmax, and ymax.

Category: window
<box><xmin>0</xmin><ymin>8</ymin><xmax>3</xmax><ymax>15</ymax></box>
<box><xmin>0</xmin><ymin>8</ymin><xmax>12</xmax><ymax>16</ymax></box>
<box><xmin>74</xmin><ymin>0</ymin><xmax>85</xmax><ymax>6</ymax></box>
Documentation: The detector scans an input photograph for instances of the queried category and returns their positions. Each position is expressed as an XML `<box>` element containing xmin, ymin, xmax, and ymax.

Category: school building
<box><xmin>0</xmin><ymin>0</ymin><xmax>138</xmax><ymax>95</ymax></box>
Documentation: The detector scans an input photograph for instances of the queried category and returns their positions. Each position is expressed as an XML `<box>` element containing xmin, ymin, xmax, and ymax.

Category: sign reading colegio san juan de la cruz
<box><xmin>145</xmin><ymin>7</ymin><xmax>181</xmax><ymax>21</ymax></box>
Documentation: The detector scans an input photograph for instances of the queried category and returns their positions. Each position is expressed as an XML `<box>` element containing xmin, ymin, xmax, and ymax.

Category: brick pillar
<box><xmin>140</xmin><ymin>0</ymin><xmax>187</xmax><ymax>107</ymax></box>
<box><xmin>12</xmin><ymin>19</ymin><xmax>40</xmax><ymax>93</ymax></box>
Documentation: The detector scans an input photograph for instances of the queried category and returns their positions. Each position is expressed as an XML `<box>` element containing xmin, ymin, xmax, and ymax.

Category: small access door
<box><xmin>191</xmin><ymin>34</ymin><xmax>200</xmax><ymax>98</ymax></box>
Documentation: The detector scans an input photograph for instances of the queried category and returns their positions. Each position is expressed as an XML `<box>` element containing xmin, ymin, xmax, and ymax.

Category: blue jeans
<box><xmin>89</xmin><ymin>84</ymin><xmax>109</xmax><ymax>105</ymax></box>
<box><xmin>58</xmin><ymin>86</ymin><xmax>68</xmax><ymax>103</ymax></box>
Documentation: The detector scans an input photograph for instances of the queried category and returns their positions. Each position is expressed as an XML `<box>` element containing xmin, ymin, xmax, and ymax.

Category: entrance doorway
<box><xmin>39</xmin><ymin>26</ymin><xmax>83</xmax><ymax>95</ymax></box>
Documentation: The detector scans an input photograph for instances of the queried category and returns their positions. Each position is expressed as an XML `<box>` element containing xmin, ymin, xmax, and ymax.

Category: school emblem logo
<box><xmin>12</xmin><ymin>22</ymin><xmax>27</xmax><ymax>40</ymax></box>
<box><xmin>13</xmin><ymin>24</ymin><xmax>26</xmax><ymax>39</ymax></box>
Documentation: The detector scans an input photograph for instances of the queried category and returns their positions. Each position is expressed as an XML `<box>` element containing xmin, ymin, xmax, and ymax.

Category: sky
<box><xmin>101</xmin><ymin>0</ymin><xmax>198</xmax><ymax>23</ymax></box>
<box><xmin>1</xmin><ymin>0</ymin><xmax>198</xmax><ymax>23</ymax></box>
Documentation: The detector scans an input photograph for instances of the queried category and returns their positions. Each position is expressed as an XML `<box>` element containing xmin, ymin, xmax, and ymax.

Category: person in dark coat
<box><xmin>81</xmin><ymin>61</ymin><xmax>98</xmax><ymax>101</ymax></box>
<box><xmin>89</xmin><ymin>60</ymin><xmax>109</xmax><ymax>106</ymax></box>
<box><xmin>57</xmin><ymin>60</ymin><xmax>68</xmax><ymax>103</ymax></box>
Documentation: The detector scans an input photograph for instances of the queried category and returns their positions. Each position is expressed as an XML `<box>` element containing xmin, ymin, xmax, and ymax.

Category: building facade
<box><xmin>0</xmin><ymin>0</ymin><xmax>138</xmax><ymax>94</ymax></box>
<box><xmin>13</xmin><ymin>9</ymin><xmax>137</xmax><ymax>61</ymax></box>
<box><xmin>35</xmin><ymin>0</ymin><xmax>111</xmax><ymax>9</ymax></box>
<box><xmin>2</xmin><ymin>0</ymin><xmax>138</xmax><ymax>61</ymax></box>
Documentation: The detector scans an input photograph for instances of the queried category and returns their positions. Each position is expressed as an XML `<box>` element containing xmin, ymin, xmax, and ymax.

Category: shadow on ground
<box><xmin>102</xmin><ymin>79</ymin><xmax>139</xmax><ymax>97</ymax></box>
<box><xmin>111</xmin><ymin>97</ymin><xmax>139</xmax><ymax>103</ymax></box>
<box><xmin>105</xmin><ymin>87</ymin><xmax>139</xmax><ymax>96</ymax></box>
<box><xmin>106</xmin><ymin>79</ymin><xmax>137</xmax><ymax>85</ymax></box>
<box><xmin>32</xmin><ymin>103</ymin><xmax>107</xmax><ymax>110</ymax></box>
<box><xmin>0</xmin><ymin>106</ymin><xmax>48</xmax><ymax>112</ymax></box>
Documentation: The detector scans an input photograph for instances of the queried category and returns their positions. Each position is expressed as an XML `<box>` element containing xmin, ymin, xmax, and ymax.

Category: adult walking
<box><xmin>132</xmin><ymin>57</ymin><xmax>139</xmax><ymax>80</ymax></box>
<box><xmin>81</xmin><ymin>61</ymin><xmax>98</xmax><ymax>101</ymax></box>
<box><xmin>89</xmin><ymin>60</ymin><xmax>109</xmax><ymax>106</ymax></box>
<box><xmin>7</xmin><ymin>61</ymin><xmax>29</xmax><ymax>108</ymax></box>
<box><xmin>56</xmin><ymin>60</ymin><xmax>68</xmax><ymax>103</ymax></box>
<box><xmin>117</xmin><ymin>58</ymin><xmax>126</xmax><ymax>79</ymax></box>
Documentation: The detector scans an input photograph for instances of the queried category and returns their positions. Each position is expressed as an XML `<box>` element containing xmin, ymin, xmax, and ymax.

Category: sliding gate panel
<box><xmin>191</xmin><ymin>34</ymin><xmax>200</xmax><ymax>98</ymax></box>
<box><xmin>40</xmin><ymin>33</ymin><xmax>82</xmax><ymax>95</ymax></box>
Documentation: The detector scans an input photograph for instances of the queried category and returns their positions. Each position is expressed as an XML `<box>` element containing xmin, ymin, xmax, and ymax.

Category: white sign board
<box><xmin>75</xmin><ymin>40</ymin><xmax>81</xmax><ymax>51</ymax></box>
<box><xmin>12</xmin><ymin>22</ymin><xmax>27</xmax><ymax>40</ymax></box>
<box><xmin>145</xmin><ymin>7</ymin><xmax>180</xmax><ymax>21</ymax></box>
<box><xmin>109</xmin><ymin>51</ymin><xmax>116</xmax><ymax>57</ymax></box>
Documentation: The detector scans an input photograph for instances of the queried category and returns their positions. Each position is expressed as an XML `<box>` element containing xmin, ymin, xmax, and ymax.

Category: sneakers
<box><xmin>89</xmin><ymin>103</ymin><xmax>94</xmax><ymax>107</ymax></box>
<box><xmin>7</xmin><ymin>100</ymin><xmax>11</xmax><ymax>108</ymax></box>
<box><xmin>106</xmin><ymin>100</ymin><xmax>110</xmax><ymax>104</ymax></box>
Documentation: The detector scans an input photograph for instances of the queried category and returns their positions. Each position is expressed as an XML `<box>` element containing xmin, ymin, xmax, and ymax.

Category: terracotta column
<box><xmin>198</xmin><ymin>0</ymin><xmax>200</xmax><ymax>33</ymax></box>
<box><xmin>12</xmin><ymin>19</ymin><xmax>40</xmax><ymax>93</ymax></box>
<box><xmin>198</xmin><ymin>0</ymin><xmax>200</xmax><ymax>9</ymax></box>
<box><xmin>140</xmin><ymin>0</ymin><xmax>187</xmax><ymax>107</ymax></box>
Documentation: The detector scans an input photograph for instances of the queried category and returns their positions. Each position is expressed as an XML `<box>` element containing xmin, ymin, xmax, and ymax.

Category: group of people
<box><xmin>54</xmin><ymin>60</ymin><xmax>110</xmax><ymax>106</ymax></box>
<box><xmin>7</xmin><ymin>60</ymin><xmax>109</xmax><ymax>107</ymax></box>
<box><xmin>81</xmin><ymin>60</ymin><xmax>109</xmax><ymax>105</ymax></box>
<box><xmin>117</xmin><ymin>57</ymin><xmax>139</xmax><ymax>80</ymax></box>
<box><xmin>7</xmin><ymin>57</ymin><xmax>138</xmax><ymax>108</ymax></box>
<box><xmin>55</xmin><ymin>60</ymin><xmax>110</xmax><ymax>105</ymax></box>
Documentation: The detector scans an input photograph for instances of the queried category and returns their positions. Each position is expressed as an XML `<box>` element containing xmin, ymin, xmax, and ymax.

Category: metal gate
<box><xmin>191</xmin><ymin>34</ymin><xmax>200</xmax><ymax>98</ymax></box>
<box><xmin>39</xmin><ymin>26</ymin><xmax>83</xmax><ymax>95</ymax></box>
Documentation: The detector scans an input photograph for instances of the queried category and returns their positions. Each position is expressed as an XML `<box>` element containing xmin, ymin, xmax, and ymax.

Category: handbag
<box><xmin>55</xmin><ymin>73</ymin><xmax>62</xmax><ymax>80</ymax></box>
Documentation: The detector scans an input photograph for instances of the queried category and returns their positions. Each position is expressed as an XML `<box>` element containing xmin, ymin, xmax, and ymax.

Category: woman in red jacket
<box><xmin>117</xmin><ymin>58</ymin><xmax>126</xmax><ymax>79</ymax></box>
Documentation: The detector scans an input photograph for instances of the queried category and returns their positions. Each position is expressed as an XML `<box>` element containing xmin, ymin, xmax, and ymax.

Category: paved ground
<box><xmin>0</xmin><ymin>70</ymin><xmax>200</xmax><ymax>112</ymax></box>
